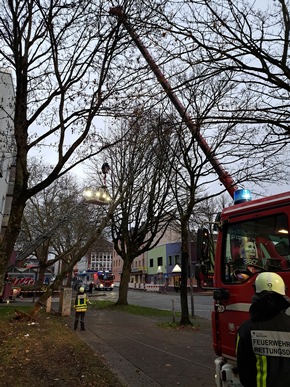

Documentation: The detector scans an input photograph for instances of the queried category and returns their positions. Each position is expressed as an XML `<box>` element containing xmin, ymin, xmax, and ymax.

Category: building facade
<box><xmin>112</xmin><ymin>225</ymin><xmax>199</xmax><ymax>289</ymax></box>
<box><xmin>81</xmin><ymin>237</ymin><xmax>113</xmax><ymax>272</ymax></box>
<box><xmin>0</xmin><ymin>69</ymin><xmax>16</xmax><ymax>242</ymax></box>
<box><xmin>146</xmin><ymin>242</ymin><xmax>182</xmax><ymax>287</ymax></box>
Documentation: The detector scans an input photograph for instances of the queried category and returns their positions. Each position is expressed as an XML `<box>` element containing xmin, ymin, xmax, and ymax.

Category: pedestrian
<box><xmin>174</xmin><ymin>278</ymin><xmax>180</xmax><ymax>292</ymax></box>
<box><xmin>88</xmin><ymin>282</ymin><xmax>94</xmax><ymax>294</ymax></box>
<box><xmin>236</xmin><ymin>272</ymin><xmax>290</xmax><ymax>387</ymax></box>
<box><xmin>74</xmin><ymin>286</ymin><xmax>90</xmax><ymax>331</ymax></box>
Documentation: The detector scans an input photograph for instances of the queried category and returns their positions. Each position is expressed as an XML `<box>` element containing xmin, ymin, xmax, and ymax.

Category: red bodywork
<box><xmin>212</xmin><ymin>192</ymin><xmax>290</xmax><ymax>360</ymax></box>
<box><xmin>94</xmin><ymin>271</ymin><xmax>114</xmax><ymax>291</ymax></box>
<box><xmin>109</xmin><ymin>10</ymin><xmax>290</xmax><ymax>384</ymax></box>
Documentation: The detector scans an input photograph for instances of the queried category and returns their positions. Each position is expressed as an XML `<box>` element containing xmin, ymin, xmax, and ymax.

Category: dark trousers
<box><xmin>74</xmin><ymin>311</ymin><xmax>85</xmax><ymax>330</ymax></box>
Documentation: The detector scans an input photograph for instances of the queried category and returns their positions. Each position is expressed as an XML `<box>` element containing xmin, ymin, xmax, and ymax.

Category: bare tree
<box><xmin>31</xmin><ymin>212</ymin><xmax>110</xmax><ymax>316</ymax></box>
<box><xmin>193</xmin><ymin>0</ymin><xmax>290</xmax><ymax>135</ymax></box>
<box><xmin>98</xmin><ymin>111</ymin><xmax>176</xmax><ymax>305</ymax></box>
<box><xmin>109</xmin><ymin>4</ymin><xmax>290</xmax><ymax>196</ymax></box>
<box><xmin>15</xmin><ymin>161</ymin><xmax>110</xmax><ymax>315</ymax></box>
<box><xmin>0</xmin><ymin>0</ymin><xmax>141</xmax><ymax>293</ymax></box>
<box><xmin>106</xmin><ymin>4</ymin><xmax>290</xmax><ymax>324</ymax></box>
<box><xmin>145</xmin><ymin>1</ymin><xmax>290</xmax><ymax>139</ymax></box>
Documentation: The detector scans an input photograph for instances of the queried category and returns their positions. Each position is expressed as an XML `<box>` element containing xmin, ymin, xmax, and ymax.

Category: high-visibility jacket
<box><xmin>74</xmin><ymin>293</ymin><xmax>88</xmax><ymax>312</ymax></box>
<box><xmin>236</xmin><ymin>292</ymin><xmax>290</xmax><ymax>387</ymax></box>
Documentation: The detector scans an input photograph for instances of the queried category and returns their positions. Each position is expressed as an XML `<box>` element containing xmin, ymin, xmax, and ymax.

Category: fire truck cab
<box><xmin>94</xmin><ymin>271</ymin><xmax>114</xmax><ymax>291</ymax></box>
<box><xmin>198</xmin><ymin>189</ymin><xmax>290</xmax><ymax>387</ymax></box>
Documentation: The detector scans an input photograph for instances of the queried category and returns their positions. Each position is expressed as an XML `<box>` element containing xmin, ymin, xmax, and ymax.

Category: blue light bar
<box><xmin>234</xmin><ymin>189</ymin><xmax>252</xmax><ymax>204</ymax></box>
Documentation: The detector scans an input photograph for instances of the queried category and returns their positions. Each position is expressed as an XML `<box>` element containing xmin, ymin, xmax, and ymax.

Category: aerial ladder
<box><xmin>109</xmin><ymin>9</ymin><xmax>290</xmax><ymax>387</ymax></box>
<box><xmin>109</xmin><ymin>6</ymin><xmax>238</xmax><ymax>199</ymax></box>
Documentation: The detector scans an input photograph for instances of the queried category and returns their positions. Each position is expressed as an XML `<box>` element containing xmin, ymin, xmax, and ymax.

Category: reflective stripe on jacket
<box><xmin>75</xmin><ymin>293</ymin><xmax>88</xmax><ymax>312</ymax></box>
<box><xmin>236</xmin><ymin>292</ymin><xmax>290</xmax><ymax>387</ymax></box>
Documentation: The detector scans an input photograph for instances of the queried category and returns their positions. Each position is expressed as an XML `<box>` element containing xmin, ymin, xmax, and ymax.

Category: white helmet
<box><xmin>79</xmin><ymin>287</ymin><xmax>85</xmax><ymax>293</ymax></box>
<box><xmin>255</xmin><ymin>272</ymin><xmax>285</xmax><ymax>295</ymax></box>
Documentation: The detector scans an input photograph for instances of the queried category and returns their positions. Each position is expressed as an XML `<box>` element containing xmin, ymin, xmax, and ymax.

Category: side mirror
<box><xmin>275</xmin><ymin>241</ymin><xmax>290</xmax><ymax>256</ymax></box>
<box><xmin>196</xmin><ymin>227</ymin><xmax>209</xmax><ymax>261</ymax></box>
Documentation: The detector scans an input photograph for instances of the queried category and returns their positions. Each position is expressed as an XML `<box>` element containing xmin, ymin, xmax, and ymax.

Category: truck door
<box><xmin>213</xmin><ymin>211</ymin><xmax>290</xmax><ymax>359</ymax></box>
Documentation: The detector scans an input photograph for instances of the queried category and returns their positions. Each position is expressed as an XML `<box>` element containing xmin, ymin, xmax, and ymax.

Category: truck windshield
<box><xmin>99</xmin><ymin>274</ymin><xmax>114</xmax><ymax>281</ymax></box>
<box><xmin>223</xmin><ymin>213</ymin><xmax>290</xmax><ymax>283</ymax></box>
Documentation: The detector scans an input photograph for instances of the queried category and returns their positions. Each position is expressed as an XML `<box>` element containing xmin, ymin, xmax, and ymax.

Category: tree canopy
<box><xmin>1</xmin><ymin>0</ymin><xmax>290</xmax><ymax>301</ymax></box>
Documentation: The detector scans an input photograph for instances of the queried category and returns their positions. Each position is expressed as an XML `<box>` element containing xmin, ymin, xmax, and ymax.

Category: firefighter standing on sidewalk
<box><xmin>74</xmin><ymin>286</ymin><xmax>90</xmax><ymax>331</ymax></box>
<box><xmin>236</xmin><ymin>272</ymin><xmax>290</xmax><ymax>387</ymax></box>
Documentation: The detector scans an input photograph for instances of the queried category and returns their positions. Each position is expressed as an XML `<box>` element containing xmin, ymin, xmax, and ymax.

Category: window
<box><xmin>174</xmin><ymin>255</ymin><xmax>180</xmax><ymax>265</ymax></box>
<box><xmin>223</xmin><ymin>213</ymin><xmax>290</xmax><ymax>284</ymax></box>
<box><xmin>157</xmin><ymin>257</ymin><xmax>163</xmax><ymax>266</ymax></box>
<box><xmin>149</xmin><ymin>259</ymin><xmax>153</xmax><ymax>267</ymax></box>
<box><xmin>168</xmin><ymin>255</ymin><xmax>172</xmax><ymax>265</ymax></box>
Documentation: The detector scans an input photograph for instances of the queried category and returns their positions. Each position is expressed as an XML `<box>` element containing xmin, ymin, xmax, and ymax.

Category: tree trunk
<box><xmin>115</xmin><ymin>258</ymin><xmax>131</xmax><ymax>305</ymax></box>
<box><xmin>0</xmin><ymin>52</ymin><xmax>30</xmax><ymax>293</ymax></box>
<box><xmin>36</xmin><ymin>266</ymin><xmax>46</xmax><ymax>288</ymax></box>
<box><xmin>67</xmin><ymin>270</ymin><xmax>73</xmax><ymax>287</ymax></box>
<box><xmin>0</xmin><ymin>197</ymin><xmax>26</xmax><ymax>295</ymax></box>
<box><xmin>30</xmin><ymin>287</ymin><xmax>54</xmax><ymax>317</ymax></box>
<box><xmin>179</xmin><ymin>223</ymin><xmax>191</xmax><ymax>325</ymax></box>
<box><xmin>30</xmin><ymin>275</ymin><xmax>65</xmax><ymax>317</ymax></box>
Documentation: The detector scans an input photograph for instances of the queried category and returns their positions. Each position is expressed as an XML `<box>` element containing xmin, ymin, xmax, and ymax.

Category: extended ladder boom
<box><xmin>110</xmin><ymin>6</ymin><xmax>237</xmax><ymax>198</ymax></box>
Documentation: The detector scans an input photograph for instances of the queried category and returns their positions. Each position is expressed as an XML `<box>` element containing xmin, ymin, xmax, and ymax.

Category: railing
<box><xmin>118</xmin><ymin>282</ymin><xmax>199</xmax><ymax>292</ymax></box>
<box><xmin>127</xmin><ymin>282</ymin><xmax>160</xmax><ymax>291</ymax></box>
<box><xmin>145</xmin><ymin>284</ymin><xmax>160</xmax><ymax>292</ymax></box>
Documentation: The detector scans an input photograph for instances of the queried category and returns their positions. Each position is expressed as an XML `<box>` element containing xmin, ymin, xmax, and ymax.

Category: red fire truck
<box><xmin>109</xmin><ymin>9</ymin><xmax>290</xmax><ymax>385</ymax></box>
<box><xmin>196</xmin><ymin>189</ymin><xmax>290</xmax><ymax>386</ymax></box>
<box><xmin>76</xmin><ymin>270</ymin><xmax>114</xmax><ymax>291</ymax></box>
<box><xmin>94</xmin><ymin>270</ymin><xmax>114</xmax><ymax>291</ymax></box>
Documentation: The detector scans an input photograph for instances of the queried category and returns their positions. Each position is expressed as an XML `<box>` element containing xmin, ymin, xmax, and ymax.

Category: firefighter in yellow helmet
<box><xmin>74</xmin><ymin>286</ymin><xmax>90</xmax><ymax>331</ymax></box>
<box><xmin>236</xmin><ymin>272</ymin><xmax>290</xmax><ymax>386</ymax></box>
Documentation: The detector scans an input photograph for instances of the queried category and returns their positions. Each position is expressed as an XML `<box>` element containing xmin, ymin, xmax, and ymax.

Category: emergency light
<box><xmin>234</xmin><ymin>189</ymin><xmax>252</xmax><ymax>204</ymax></box>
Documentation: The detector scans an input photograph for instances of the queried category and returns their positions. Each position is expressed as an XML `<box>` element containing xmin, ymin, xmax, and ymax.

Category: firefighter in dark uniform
<box><xmin>236</xmin><ymin>272</ymin><xmax>290</xmax><ymax>387</ymax></box>
<box><xmin>74</xmin><ymin>286</ymin><xmax>90</xmax><ymax>331</ymax></box>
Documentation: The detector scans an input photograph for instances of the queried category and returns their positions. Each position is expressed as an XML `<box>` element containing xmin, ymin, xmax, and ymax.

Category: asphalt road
<box><xmin>7</xmin><ymin>288</ymin><xmax>214</xmax><ymax>321</ymax></box>
<box><xmin>94</xmin><ymin>289</ymin><xmax>214</xmax><ymax>320</ymax></box>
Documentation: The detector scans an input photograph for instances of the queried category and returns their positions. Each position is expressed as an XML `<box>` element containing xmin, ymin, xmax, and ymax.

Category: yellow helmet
<box><xmin>79</xmin><ymin>287</ymin><xmax>85</xmax><ymax>293</ymax></box>
<box><xmin>255</xmin><ymin>272</ymin><xmax>285</xmax><ymax>295</ymax></box>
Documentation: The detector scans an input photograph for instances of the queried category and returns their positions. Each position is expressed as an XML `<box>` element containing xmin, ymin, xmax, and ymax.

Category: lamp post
<box><xmin>79</xmin><ymin>163</ymin><xmax>112</xmax><ymax>303</ymax></box>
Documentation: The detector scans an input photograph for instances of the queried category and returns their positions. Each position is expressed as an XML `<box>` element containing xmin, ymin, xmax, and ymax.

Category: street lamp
<box><xmin>172</xmin><ymin>264</ymin><xmax>181</xmax><ymax>274</ymax></box>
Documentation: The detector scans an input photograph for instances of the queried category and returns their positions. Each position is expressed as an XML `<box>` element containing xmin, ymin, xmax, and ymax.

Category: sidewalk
<box><xmin>70</xmin><ymin>307</ymin><xmax>217</xmax><ymax>387</ymax></box>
